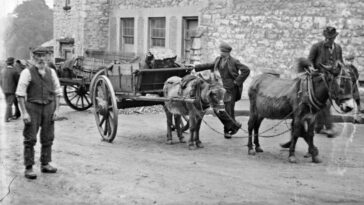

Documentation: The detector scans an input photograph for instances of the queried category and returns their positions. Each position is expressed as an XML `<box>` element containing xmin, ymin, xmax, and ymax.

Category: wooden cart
<box><xmin>91</xmin><ymin>61</ymin><xmax>194</xmax><ymax>142</ymax></box>
<box><xmin>57</xmin><ymin>57</ymin><xmax>114</xmax><ymax>111</ymax></box>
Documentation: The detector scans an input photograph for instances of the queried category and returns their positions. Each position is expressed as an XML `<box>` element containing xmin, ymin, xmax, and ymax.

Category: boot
<box><xmin>24</xmin><ymin>168</ymin><xmax>37</xmax><ymax>180</ymax></box>
<box><xmin>41</xmin><ymin>164</ymin><xmax>57</xmax><ymax>173</ymax></box>
<box><xmin>323</xmin><ymin>128</ymin><xmax>337</xmax><ymax>138</ymax></box>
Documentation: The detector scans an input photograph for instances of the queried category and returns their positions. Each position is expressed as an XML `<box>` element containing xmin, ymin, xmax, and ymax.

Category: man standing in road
<box><xmin>308</xmin><ymin>26</ymin><xmax>343</xmax><ymax>138</ymax></box>
<box><xmin>16</xmin><ymin>56</ymin><xmax>62</xmax><ymax>179</ymax></box>
<box><xmin>0</xmin><ymin>57</ymin><xmax>19</xmax><ymax>122</ymax></box>
<box><xmin>194</xmin><ymin>42</ymin><xmax>250</xmax><ymax>139</ymax></box>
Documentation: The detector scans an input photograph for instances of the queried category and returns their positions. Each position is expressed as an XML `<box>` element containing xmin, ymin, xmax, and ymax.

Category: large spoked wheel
<box><xmin>89</xmin><ymin>67</ymin><xmax>109</xmax><ymax>99</ymax></box>
<box><xmin>63</xmin><ymin>84</ymin><xmax>92</xmax><ymax>111</ymax></box>
<box><xmin>92</xmin><ymin>76</ymin><xmax>118</xmax><ymax>142</ymax></box>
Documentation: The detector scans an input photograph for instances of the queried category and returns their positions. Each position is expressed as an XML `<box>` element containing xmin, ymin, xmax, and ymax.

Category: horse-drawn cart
<box><xmin>56</xmin><ymin>57</ymin><xmax>114</xmax><ymax>111</ymax></box>
<box><xmin>91</xmin><ymin>61</ymin><xmax>194</xmax><ymax>142</ymax></box>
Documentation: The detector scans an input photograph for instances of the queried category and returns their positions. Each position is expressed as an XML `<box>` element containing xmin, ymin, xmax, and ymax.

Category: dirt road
<box><xmin>1</xmin><ymin>101</ymin><xmax>364</xmax><ymax>205</ymax></box>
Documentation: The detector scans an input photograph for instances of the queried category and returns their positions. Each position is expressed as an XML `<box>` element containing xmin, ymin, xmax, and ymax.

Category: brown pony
<box><xmin>163</xmin><ymin>73</ymin><xmax>225</xmax><ymax>149</ymax></box>
<box><xmin>247</xmin><ymin>59</ymin><xmax>354</xmax><ymax>163</ymax></box>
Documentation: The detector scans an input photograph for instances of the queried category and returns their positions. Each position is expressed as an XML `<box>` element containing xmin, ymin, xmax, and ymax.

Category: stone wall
<box><xmin>53</xmin><ymin>0</ymin><xmax>84</xmax><ymax>57</ymax></box>
<box><xmin>200</xmin><ymin>0</ymin><xmax>364</xmax><ymax>77</ymax></box>
<box><xmin>54</xmin><ymin>0</ymin><xmax>364</xmax><ymax>98</ymax></box>
<box><xmin>83</xmin><ymin>0</ymin><xmax>111</xmax><ymax>52</ymax></box>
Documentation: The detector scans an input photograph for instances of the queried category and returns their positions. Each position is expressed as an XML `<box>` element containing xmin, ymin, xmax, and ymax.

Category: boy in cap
<box><xmin>345</xmin><ymin>54</ymin><xmax>362</xmax><ymax>122</ymax></box>
<box><xmin>308</xmin><ymin>26</ymin><xmax>343</xmax><ymax>138</ymax></box>
<box><xmin>16</xmin><ymin>56</ymin><xmax>62</xmax><ymax>179</ymax></box>
<box><xmin>0</xmin><ymin>57</ymin><xmax>19</xmax><ymax>122</ymax></box>
<box><xmin>193</xmin><ymin>42</ymin><xmax>250</xmax><ymax>139</ymax></box>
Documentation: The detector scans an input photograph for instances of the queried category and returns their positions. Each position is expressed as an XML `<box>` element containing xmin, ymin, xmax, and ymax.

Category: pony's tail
<box><xmin>296</xmin><ymin>57</ymin><xmax>312</xmax><ymax>73</ymax></box>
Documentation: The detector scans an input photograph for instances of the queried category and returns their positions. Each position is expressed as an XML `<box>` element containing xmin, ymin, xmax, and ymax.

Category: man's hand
<box><xmin>52</xmin><ymin>110</ymin><xmax>59</xmax><ymax>121</ymax></box>
<box><xmin>23</xmin><ymin>112</ymin><xmax>31</xmax><ymax>124</ymax></box>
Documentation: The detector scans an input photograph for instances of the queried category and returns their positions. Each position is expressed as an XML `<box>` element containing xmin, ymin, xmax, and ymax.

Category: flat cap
<box><xmin>219</xmin><ymin>42</ymin><xmax>232</xmax><ymax>53</ymax></box>
<box><xmin>6</xmin><ymin>57</ymin><xmax>14</xmax><ymax>65</ymax></box>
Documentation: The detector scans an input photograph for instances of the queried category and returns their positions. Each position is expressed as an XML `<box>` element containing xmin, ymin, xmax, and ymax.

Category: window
<box><xmin>120</xmin><ymin>18</ymin><xmax>135</xmax><ymax>53</ymax></box>
<box><xmin>182</xmin><ymin>17</ymin><xmax>198</xmax><ymax>63</ymax></box>
<box><xmin>121</xmin><ymin>18</ymin><xmax>134</xmax><ymax>44</ymax></box>
<box><xmin>149</xmin><ymin>17</ymin><xmax>166</xmax><ymax>47</ymax></box>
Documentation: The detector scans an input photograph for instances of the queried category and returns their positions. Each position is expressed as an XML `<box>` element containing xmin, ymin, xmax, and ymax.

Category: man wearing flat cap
<box><xmin>16</xmin><ymin>55</ymin><xmax>62</xmax><ymax>179</ymax></box>
<box><xmin>0</xmin><ymin>57</ymin><xmax>20</xmax><ymax>122</ymax></box>
<box><xmin>194</xmin><ymin>42</ymin><xmax>250</xmax><ymax>139</ymax></box>
<box><xmin>308</xmin><ymin>26</ymin><xmax>343</xmax><ymax>137</ymax></box>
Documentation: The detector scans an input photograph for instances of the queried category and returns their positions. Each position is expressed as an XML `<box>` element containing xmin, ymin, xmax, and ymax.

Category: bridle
<box><xmin>306</xmin><ymin>64</ymin><xmax>352</xmax><ymax>112</ymax></box>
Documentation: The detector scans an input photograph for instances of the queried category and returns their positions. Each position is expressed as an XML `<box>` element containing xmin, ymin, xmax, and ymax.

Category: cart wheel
<box><xmin>89</xmin><ymin>67</ymin><xmax>108</xmax><ymax>99</ymax></box>
<box><xmin>92</xmin><ymin>76</ymin><xmax>118</xmax><ymax>142</ymax></box>
<box><xmin>63</xmin><ymin>84</ymin><xmax>92</xmax><ymax>111</ymax></box>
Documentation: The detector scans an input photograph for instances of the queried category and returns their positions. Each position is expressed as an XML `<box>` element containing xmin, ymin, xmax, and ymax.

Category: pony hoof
<box><xmin>304</xmin><ymin>152</ymin><xmax>312</xmax><ymax>158</ymax></box>
<box><xmin>248</xmin><ymin>149</ymin><xmax>256</xmax><ymax>155</ymax></box>
<box><xmin>196</xmin><ymin>142</ymin><xmax>204</xmax><ymax>148</ymax></box>
<box><xmin>280</xmin><ymin>142</ymin><xmax>290</xmax><ymax>149</ymax></box>
<box><xmin>289</xmin><ymin>156</ymin><xmax>297</xmax><ymax>163</ymax></box>
<box><xmin>255</xmin><ymin>146</ymin><xmax>264</xmax><ymax>153</ymax></box>
<box><xmin>179</xmin><ymin>138</ymin><xmax>186</xmax><ymax>143</ymax></box>
<box><xmin>312</xmin><ymin>156</ymin><xmax>322</xmax><ymax>163</ymax></box>
<box><xmin>166</xmin><ymin>140</ymin><xmax>173</xmax><ymax>145</ymax></box>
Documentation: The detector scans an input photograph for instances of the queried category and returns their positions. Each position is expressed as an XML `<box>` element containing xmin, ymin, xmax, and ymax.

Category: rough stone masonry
<box><xmin>54</xmin><ymin>0</ymin><xmax>364</xmax><ymax>97</ymax></box>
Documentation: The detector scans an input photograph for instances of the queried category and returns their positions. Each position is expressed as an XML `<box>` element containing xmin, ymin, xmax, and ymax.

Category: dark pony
<box><xmin>247</xmin><ymin>59</ymin><xmax>354</xmax><ymax>163</ymax></box>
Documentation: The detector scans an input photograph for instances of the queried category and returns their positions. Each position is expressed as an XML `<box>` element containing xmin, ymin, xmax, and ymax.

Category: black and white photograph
<box><xmin>0</xmin><ymin>0</ymin><xmax>363</xmax><ymax>204</ymax></box>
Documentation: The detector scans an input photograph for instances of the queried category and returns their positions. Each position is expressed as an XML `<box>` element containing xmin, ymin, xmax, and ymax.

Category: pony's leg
<box><xmin>174</xmin><ymin>115</ymin><xmax>185</xmax><ymax>143</ymax></box>
<box><xmin>280</xmin><ymin>119</ymin><xmax>294</xmax><ymax>149</ymax></box>
<box><xmin>289</xmin><ymin>120</ymin><xmax>301</xmax><ymax>163</ymax></box>
<box><xmin>254</xmin><ymin>118</ymin><xmax>264</xmax><ymax>153</ymax></box>
<box><xmin>247</xmin><ymin>116</ymin><xmax>256</xmax><ymax>155</ymax></box>
<box><xmin>188</xmin><ymin>115</ymin><xmax>197</xmax><ymax>150</ymax></box>
<box><xmin>164</xmin><ymin>106</ymin><xmax>173</xmax><ymax>145</ymax></box>
<box><xmin>304</xmin><ymin>124</ymin><xmax>322</xmax><ymax>163</ymax></box>
<box><xmin>195</xmin><ymin>117</ymin><xmax>204</xmax><ymax>148</ymax></box>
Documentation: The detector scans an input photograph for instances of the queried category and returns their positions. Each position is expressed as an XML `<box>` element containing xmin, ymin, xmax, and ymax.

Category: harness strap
<box><xmin>307</xmin><ymin>75</ymin><xmax>325</xmax><ymax>111</ymax></box>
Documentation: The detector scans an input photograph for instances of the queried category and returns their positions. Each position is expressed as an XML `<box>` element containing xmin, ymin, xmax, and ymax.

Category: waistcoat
<box><xmin>27</xmin><ymin>66</ymin><xmax>54</xmax><ymax>104</ymax></box>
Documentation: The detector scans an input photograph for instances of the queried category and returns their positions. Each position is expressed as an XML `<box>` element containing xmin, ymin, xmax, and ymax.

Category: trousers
<box><xmin>23</xmin><ymin>101</ymin><xmax>55</xmax><ymax>166</ymax></box>
<box><xmin>213</xmin><ymin>85</ymin><xmax>241</xmax><ymax>133</ymax></box>
<box><xmin>4</xmin><ymin>94</ymin><xmax>16</xmax><ymax>121</ymax></box>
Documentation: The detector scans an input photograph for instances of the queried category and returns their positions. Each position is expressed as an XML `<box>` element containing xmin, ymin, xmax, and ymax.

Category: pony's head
<box><xmin>198</xmin><ymin>71</ymin><xmax>225</xmax><ymax>110</ymax></box>
<box><xmin>322</xmin><ymin>61</ymin><xmax>354</xmax><ymax>112</ymax></box>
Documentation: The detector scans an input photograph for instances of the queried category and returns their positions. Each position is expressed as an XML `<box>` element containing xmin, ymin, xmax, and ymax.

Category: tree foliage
<box><xmin>4</xmin><ymin>0</ymin><xmax>53</xmax><ymax>59</ymax></box>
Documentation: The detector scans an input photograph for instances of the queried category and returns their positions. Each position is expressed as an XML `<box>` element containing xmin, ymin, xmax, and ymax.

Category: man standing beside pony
<box><xmin>308</xmin><ymin>26</ymin><xmax>344</xmax><ymax>138</ymax></box>
<box><xmin>193</xmin><ymin>42</ymin><xmax>250</xmax><ymax>139</ymax></box>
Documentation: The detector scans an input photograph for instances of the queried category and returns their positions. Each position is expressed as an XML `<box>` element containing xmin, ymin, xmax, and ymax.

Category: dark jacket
<box><xmin>27</xmin><ymin>66</ymin><xmax>55</xmax><ymax>104</ymax></box>
<box><xmin>308</xmin><ymin>41</ymin><xmax>343</xmax><ymax>71</ymax></box>
<box><xmin>195</xmin><ymin>56</ymin><xmax>250</xmax><ymax>101</ymax></box>
<box><xmin>0</xmin><ymin>65</ymin><xmax>19</xmax><ymax>94</ymax></box>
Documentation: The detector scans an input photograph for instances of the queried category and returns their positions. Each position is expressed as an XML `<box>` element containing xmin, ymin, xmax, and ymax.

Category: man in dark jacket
<box><xmin>194</xmin><ymin>43</ymin><xmax>250</xmax><ymax>138</ymax></box>
<box><xmin>0</xmin><ymin>57</ymin><xmax>19</xmax><ymax>122</ymax></box>
<box><xmin>308</xmin><ymin>26</ymin><xmax>343</xmax><ymax>138</ymax></box>
<box><xmin>12</xmin><ymin>59</ymin><xmax>26</xmax><ymax>119</ymax></box>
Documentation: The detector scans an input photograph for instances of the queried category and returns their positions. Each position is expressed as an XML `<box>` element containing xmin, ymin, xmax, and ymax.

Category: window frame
<box><xmin>149</xmin><ymin>17</ymin><xmax>166</xmax><ymax>48</ymax></box>
<box><xmin>120</xmin><ymin>18</ymin><xmax>135</xmax><ymax>45</ymax></box>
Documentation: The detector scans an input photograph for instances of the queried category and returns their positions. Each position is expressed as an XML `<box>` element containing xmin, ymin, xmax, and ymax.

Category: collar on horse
<box><xmin>299</xmin><ymin>72</ymin><xmax>326</xmax><ymax>112</ymax></box>
<box><xmin>179</xmin><ymin>74</ymin><xmax>210</xmax><ymax>110</ymax></box>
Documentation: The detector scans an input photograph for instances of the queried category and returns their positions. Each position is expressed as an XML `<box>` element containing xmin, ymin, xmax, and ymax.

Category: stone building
<box><xmin>54</xmin><ymin>0</ymin><xmax>364</xmax><ymax>78</ymax></box>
